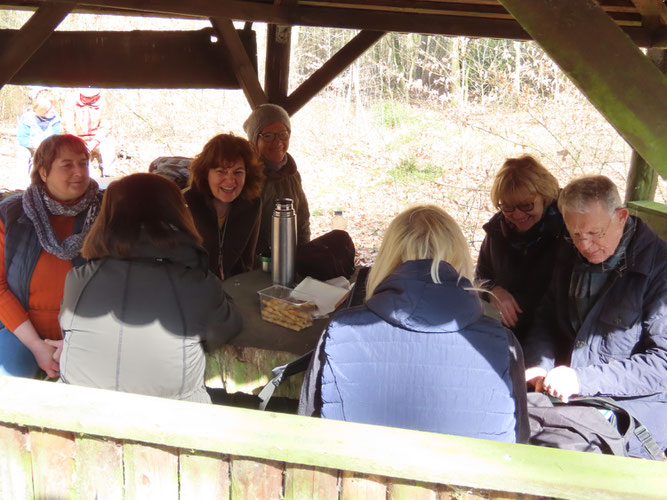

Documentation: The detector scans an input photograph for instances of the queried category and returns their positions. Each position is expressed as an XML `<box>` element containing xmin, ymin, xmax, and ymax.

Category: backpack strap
<box><xmin>258</xmin><ymin>350</ymin><xmax>314</xmax><ymax>411</ymax></box>
<box><xmin>554</xmin><ymin>396</ymin><xmax>666</xmax><ymax>461</ymax></box>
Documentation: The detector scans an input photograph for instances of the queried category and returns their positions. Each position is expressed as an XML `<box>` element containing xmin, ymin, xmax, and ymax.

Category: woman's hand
<box><xmin>13</xmin><ymin>320</ymin><xmax>60</xmax><ymax>378</ymax></box>
<box><xmin>525</xmin><ymin>366</ymin><xmax>547</xmax><ymax>392</ymax></box>
<box><xmin>44</xmin><ymin>339</ymin><xmax>64</xmax><ymax>364</ymax></box>
<box><xmin>490</xmin><ymin>286</ymin><xmax>523</xmax><ymax>328</ymax></box>
<box><xmin>29</xmin><ymin>340</ymin><xmax>60</xmax><ymax>378</ymax></box>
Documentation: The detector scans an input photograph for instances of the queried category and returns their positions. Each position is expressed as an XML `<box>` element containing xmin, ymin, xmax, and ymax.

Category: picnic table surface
<box><xmin>221</xmin><ymin>269</ymin><xmax>330</xmax><ymax>354</ymax></box>
<box><xmin>205</xmin><ymin>269</ymin><xmax>335</xmax><ymax>398</ymax></box>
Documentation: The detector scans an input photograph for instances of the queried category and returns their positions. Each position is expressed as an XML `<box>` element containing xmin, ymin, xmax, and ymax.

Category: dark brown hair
<box><xmin>188</xmin><ymin>133</ymin><xmax>265</xmax><ymax>200</ymax></box>
<box><xmin>82</xmin><ymin>173</ymin><xmax>202</xmax><ymax>259</ymax></box>
<box><xmin>30</xmin><ymin>134</ymin><xmax>90</xmax><ymax>187</ymax></box>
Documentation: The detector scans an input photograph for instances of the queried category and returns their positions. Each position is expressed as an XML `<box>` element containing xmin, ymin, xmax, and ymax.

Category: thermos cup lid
<box><xmin>274</xmin><ymin>198</ymin><xmax>294</xmax><ymax>209</ymax></box>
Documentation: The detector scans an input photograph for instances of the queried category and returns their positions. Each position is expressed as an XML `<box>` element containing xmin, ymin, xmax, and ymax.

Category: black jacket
<box><xmin>475</xmin><ymin>202</ymin><xmax>564</xmax><ymax>344</ymax></box>
<box><xmin>184</xmin><ymin>187</ymin><xmax>261</xmax><ymax>279</ymax></box>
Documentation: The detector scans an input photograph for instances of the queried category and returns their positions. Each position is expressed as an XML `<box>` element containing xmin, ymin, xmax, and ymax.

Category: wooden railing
<box><xmin>628</xmin><ymin>200</ymin><xmax>667</xmax><ymax>240</ymax></box>
<box><xmin>0</xmin><ymin>376</ymin><xmax>665</xmax><ymax>499</ymax></box>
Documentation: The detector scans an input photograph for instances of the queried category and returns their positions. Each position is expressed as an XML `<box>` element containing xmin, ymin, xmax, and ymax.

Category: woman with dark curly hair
<box><xmin>184</xmin><ymin>133</ymin><xmax>265</xmax><ymax>279</ymax></box>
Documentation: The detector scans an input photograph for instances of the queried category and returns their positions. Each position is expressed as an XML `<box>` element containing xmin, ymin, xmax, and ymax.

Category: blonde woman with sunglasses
<box><xmin>476</xmin><ymin>155</ymin><xmax>564</xmax><ymax>345</ymax></box>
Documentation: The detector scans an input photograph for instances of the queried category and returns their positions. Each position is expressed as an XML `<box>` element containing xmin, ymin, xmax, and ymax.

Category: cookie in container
<box><xmin>257</xmin><ymin>285</ymin><xmax>317</xmax><ymax>331</ymax></box>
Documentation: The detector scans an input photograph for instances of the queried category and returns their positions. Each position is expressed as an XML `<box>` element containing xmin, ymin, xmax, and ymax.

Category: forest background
<box><xmin>1</xmin><ymin>10</ymin><xmax>665</xmax><ymax>265</ymax></box>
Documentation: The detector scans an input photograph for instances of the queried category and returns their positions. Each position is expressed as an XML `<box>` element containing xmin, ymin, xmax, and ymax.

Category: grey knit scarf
<box><xmin>22</xmin><ymin>180</ymin><xmax>100</xmax><ymax>261</ymax></box>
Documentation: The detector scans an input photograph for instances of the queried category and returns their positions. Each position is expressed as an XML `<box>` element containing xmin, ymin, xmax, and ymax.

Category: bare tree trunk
<box><xmin>552</xmin><ymin>59</ymin><xmax>560</xmax><ymax>100</ymax></box>
<box><xmin>288</xmin><ymin>24</ymin><xmax>300</xmax><ymax>92</ymax></box>
<box><xmin>450</xmin><ymin>38</ymin><xmax>461</xmax><ymax>105</ymax></box>
<box><xmin>345</xmin><ymin>65</ymin><xmax>352</xmax><ymax>116</ymax></box>
<box><xmin>353</xmin><ymin>60</ymin><xmax>363</xmax><ymax>123</ymax></box>
<box><xmin>461</xmin><ymin>38</ymin><xmax>470</xmax><ymax>106</ymax></box>
<box><xmin>513</xmin><ymin>40</ymin><xmax>522</xmax><ymax>96</ymax></box>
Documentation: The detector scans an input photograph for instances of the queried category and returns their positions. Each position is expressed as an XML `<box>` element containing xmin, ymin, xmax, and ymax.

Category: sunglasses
<box><xmin>499</xmin><ymin>201</ymin><xmax>534</xmax><ymax>214</ymax></box>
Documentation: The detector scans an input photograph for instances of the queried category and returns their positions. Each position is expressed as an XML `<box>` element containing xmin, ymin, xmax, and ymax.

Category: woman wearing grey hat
<box><xmin>243</xmin><ymin>104</ymin><xmax>310</xmax><ymax>257</ymax></box>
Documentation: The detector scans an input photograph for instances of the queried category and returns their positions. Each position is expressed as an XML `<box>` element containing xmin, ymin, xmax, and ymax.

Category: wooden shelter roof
<box><xmin>1</xmin><ymin>0</ymin><xmax>666</xmax><ymax>47</ymax></box>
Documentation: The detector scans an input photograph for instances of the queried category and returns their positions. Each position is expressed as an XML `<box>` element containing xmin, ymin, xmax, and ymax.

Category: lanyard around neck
<box><xmin>218</xmin><ymin>217</ymin><xmax>228</xmax><ymax>279</ymax></box>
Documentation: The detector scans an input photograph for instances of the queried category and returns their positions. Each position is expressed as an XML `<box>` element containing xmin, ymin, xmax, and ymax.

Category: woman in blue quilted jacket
<box><xmin>299</xmin><ymin>204</ymin><xmax>529</xmax><ymax>443</ymax></box>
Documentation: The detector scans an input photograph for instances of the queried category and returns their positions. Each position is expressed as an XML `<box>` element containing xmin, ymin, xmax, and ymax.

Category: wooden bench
<box><xmin>1</xmin><ymin>376</ymin><xmax>665</xmax><ymax>499</ymax></box>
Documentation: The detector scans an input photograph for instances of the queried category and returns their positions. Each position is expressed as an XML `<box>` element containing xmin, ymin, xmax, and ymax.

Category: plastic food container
<box><xmin>257</xmin><ymin>285</ymin><xmax>317</xmax><ymax>331</ymax></box>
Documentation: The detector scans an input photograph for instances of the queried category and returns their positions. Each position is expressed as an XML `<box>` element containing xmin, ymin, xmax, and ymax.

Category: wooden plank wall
<box><xmin>0</xmin><ymin>377</ymin><xmax>665</xmax><ymax>500</ymax></box>
<box><xmin>0</xmin><ymin>422</ymin><xmax>535</xmax><ymax>500</ymax></box>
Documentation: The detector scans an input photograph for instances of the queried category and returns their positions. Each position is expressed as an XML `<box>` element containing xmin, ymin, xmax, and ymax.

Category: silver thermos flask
<box><xmin>272</xmin><ymin>198</ymin><xmax>297</xmax><ymax>286</ymax></box>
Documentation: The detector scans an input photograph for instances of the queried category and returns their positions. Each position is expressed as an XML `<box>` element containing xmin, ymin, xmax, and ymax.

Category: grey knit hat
<box><xmin>243</xmin><ymin>104</ymin><xmax>291</xmax><ymax>145</ymax></box>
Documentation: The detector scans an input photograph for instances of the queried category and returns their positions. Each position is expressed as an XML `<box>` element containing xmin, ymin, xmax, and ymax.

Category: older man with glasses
<box><xmin>524</xmin><ymin>174</ymin><xmax>667</xmax><ymax>459</ymax></box>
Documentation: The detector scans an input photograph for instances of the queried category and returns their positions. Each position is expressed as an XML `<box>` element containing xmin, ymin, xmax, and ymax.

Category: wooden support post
<box><xmin>284</xmin><ymin>30</ymin><xmax>385</xmax><ymax>116</ymax></box>
<box><xmin>265</xmin><ymin>24</ymin><xmax>292</xmax><ymax>106</ymax></box>
<box><xmin>0</xmin><ymin>2</ymin><xmax>74</xmax><ymax>88</ymax></box>
<box><xmin>498</xmin><ymin>0</ymin><xmax>667</xmax><ymax>180</ymax></box>
<box><xmin>627</xmin><ymin>152</ymin><xmax>659</xmax><ymax>202</ymax></box>
<box><xmin>210</xmin><ymin>17</ymin><xmax>268</xmax><ymax>109</ymax></box>
<box><xmin>626</xmin><ymin>48</ymin><xmax>666</xmax><ymax>202</ymax></box>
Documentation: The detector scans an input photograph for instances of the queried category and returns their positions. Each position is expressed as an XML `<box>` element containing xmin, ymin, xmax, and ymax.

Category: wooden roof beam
<box><xmin>499</xmin><ymin>0</ymin><xmax>667</xmax><ymax>179</ymax></box>
<box><xmin>284</xmin><ymin>30</ymin><xmax>385</xmax><ymax>115</ymax></box>
<box><xmin>631</xmin><ymin>0</ymin><xmax>667</xmax><ymax>45</ymax></box>
<box><xmin>16</xmin><ymin>0</ymin><xmax>662</xmax><ymax>46</ymax></box>
<box><xmin>3</xmin><ymin>28</ymin><xmax>257</xmax><ymax>88</ymax></box>
<box><xmin>0</xmin><ymin>1</ymin><xmax>74</xmax><ymax>88</ymax></box>
<box><xmin>26</xmin><ymin>0</ymin><xmax>535</xmax><ymax>39</ymax></box>
<box><xmin>210</xmin><ymin>17</ymin><xmax>268</xmax><ymax>108</ymax></box>
<box><xmin>630</xmin><ymin>0</ymin><xmax>667</xmax><ymax>28</ymax></box>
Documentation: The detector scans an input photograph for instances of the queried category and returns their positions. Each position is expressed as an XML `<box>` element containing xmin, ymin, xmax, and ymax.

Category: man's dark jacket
<box><xmin>525</xmin><ymin>217</ymin><xmax>667</xmax><ymax>458</ymax></box>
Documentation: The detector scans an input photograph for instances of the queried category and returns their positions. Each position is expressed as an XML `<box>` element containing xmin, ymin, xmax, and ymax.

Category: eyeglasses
<box><xmin>258</xmin><ymin>130</ymin><xmax>290</xmax><ymax>142</ymax></box>
<box><xmin>565</xmin><ymin>217</ymin><xmax>613</xmax><ymax>243</ymax></box>
<box><xmin>499</xmin><ymin>201</ymin><xmax>534</xmax><ymax>214</ymax></box>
